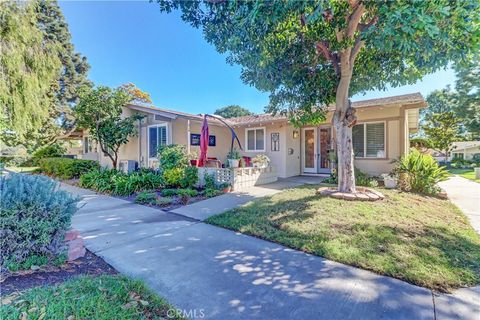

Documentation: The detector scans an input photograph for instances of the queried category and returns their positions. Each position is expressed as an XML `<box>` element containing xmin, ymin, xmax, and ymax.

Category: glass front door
<box><xmin>302</xmin><ymin>128</ymin><xmax>317</xmax><ymax>173</ymax></box>
<box><xmin>318</xmin><ymin>127</ymin><xmax>332</xmax><ymax>173</ymax></box>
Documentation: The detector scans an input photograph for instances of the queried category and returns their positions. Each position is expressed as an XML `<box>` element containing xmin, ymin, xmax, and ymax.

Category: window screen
<box><xmin>366</xmin><ymin>123</ymin><xmax>385</xmax><ymax>158</ymax></box>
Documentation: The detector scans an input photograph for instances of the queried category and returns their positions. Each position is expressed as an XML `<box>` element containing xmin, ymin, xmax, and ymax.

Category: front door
<box><xmin>302</xmin><ymin>127</ymin><xmax>317</xmax><ymax>173</ymax></box>
<box><xmin>318</xmin><ymin>127</ymin><xmax>332</xmax><ymax>173</ymax></box>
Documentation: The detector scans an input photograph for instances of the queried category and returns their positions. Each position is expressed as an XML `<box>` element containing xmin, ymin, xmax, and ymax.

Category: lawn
<box><xmin>448</xmin><ymin>168</ymin><xmax>480</xmax><ymax>182</ymax></box>
<box><xmin>0</xmin><ymin>275</ymin><xmax>184</xmax><ymax>320</ymax></box>
<box><xmin>206</xmin><ymin>185</ymin><xmax>480</xmax><ymax>292</ymax></box>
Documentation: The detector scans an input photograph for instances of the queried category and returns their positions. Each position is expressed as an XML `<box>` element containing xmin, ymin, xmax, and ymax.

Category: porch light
<box><xmin>293</xmin><ymin>130</ymin><xmax>299</xmax><ymax>139</ymax></box>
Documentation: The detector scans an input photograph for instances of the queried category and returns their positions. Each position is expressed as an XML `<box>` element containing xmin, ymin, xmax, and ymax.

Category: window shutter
<box><xmin>149</xmin><ymin>127</ymin><xmax>158</xmax><ymax>157</ymax></box>
<box><xmin>366</xmin><ymin>123</ymin><xmax>385</xmax><ymax>158</ymax></box>
<box><xmin>352</xmin><ymin>124</ymin><xmax>365</xmax><ymax>157</ymax></box>
<box><xmin>159</xmin><ymin>126</ymin><xmax>167</xmax><ymax>146</ymax></box>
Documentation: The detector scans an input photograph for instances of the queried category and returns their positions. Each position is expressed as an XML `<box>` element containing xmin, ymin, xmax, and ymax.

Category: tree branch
<box><xmin>358</xmin><ymin>16</ymin><xmax>378</xmax><ymax>32</ymax></box>
<box><xmin>346</xmin><ymin>3</ymin><xmax>365</xmax><ymax>39</ymax></box>
<box><xmin>315</xmin><ymin>41</ymin><xmax>340</xmax><ymax>76</ymax></box>
<box><xmin>349</xmin><ymin>37</ymin><xmax>364</xmax><ymax>65</ymax></box>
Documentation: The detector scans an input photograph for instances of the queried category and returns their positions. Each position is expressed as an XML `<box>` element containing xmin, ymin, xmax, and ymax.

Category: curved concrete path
<box><xmin>439</xmin><ymin>176</ymin><xmax>480</xmax><ymax>234</ymax></box>
<box><xmin>61</xmin><ymin>181</ymin><xmax>479</xmax><ymax>320</ymax></box>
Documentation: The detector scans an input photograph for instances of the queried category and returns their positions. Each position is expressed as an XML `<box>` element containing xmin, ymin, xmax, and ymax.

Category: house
<box><xmin>450</xmin><ymin>141</ymin><xmax>480</xmax><ymax>162</ymax></box>
<box><xmin>66</xmin><ymin>92</ymin><xmax>426</xmax><ymax>178</ymax></box>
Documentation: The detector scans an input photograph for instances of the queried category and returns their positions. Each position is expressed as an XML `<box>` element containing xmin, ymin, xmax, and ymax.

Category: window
<box><xmin>453</xmin><ymin>153</ymin><xmax>464</xmax><ymax>160</ymax></box>
<box><xmin>352</xmin><ymin>122</ymin><xmax>386</xmax><ymax>158</ymax></box>
<box><xmin>83</xmin><ymin>137</ymin><xmax>96</xmax><ymax>153</ymax></box>
<box><xmin>148</xmin><ymin>124</ymin><xmax>168</xmax><ymax>158</ymax></box>
<box><xmin>246</xmin><ymin>127</ymin><xmax>265</xmax><ymax>151</ymax></box>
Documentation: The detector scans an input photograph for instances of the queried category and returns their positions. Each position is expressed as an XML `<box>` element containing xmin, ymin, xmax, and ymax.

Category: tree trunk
<box><xmin>333</xmin><ymin>66</ymin><xmax>356</xmax><ymax>193</ymax></box>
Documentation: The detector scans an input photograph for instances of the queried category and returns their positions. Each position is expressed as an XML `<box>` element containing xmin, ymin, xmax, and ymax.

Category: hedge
<box><xmin>39</xmin><ymin>157</ymin><xmax>99</xmax><ymax>179</ymax></box>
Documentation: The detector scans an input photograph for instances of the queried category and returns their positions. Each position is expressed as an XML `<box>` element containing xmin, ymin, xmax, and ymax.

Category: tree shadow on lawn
<box><xmin>208</xmin><ymin>185</ymin><xmax>480</xmax><ymax>292</ymax></box>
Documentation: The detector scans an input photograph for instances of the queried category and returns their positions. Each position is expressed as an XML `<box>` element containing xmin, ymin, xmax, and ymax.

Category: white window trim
<box><xmin>354</xmin><ymin>121</ymin><xmax>386</xmax><ymax>159</ymax></box>
<box><xmin>148</xmin><ymin>123</ymin><xmax>169</xmax><ymax>159</ymax></box>
<box><xmin>245</xmin><ymin>127</ymin><xmax>266</xmax><ymax>152</ymax></box>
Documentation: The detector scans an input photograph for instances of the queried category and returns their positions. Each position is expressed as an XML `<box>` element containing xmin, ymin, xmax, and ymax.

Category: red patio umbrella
<box><xmin>198</xmin><ymin>115</ymin><xmax>209</xmax><ymax>167</ymax></box>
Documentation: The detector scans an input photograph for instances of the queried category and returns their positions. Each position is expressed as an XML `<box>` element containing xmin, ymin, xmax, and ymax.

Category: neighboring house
<box><xmin>66</xmin><ymin>92</ymin><xmax>426</xmax><ymax>177</ymax></box>
<box><xmin>450</xmin><ymin>141</ymin><xmax>480</xmax><ymax>161</ymax></box>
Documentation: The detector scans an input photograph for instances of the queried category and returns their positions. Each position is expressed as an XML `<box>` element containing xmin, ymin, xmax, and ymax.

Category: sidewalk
<box><xmin>63</xmin><ymin>182</ymin><xmax>479</xmax><ymax>319</ymax></box>
<box><xmin>439</xmin><ymin>176</ymin><xmax>480</xmax><ymax>234</ymax></box>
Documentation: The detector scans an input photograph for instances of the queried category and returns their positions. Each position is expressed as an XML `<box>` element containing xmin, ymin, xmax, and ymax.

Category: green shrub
<box><xmin>157</xmin><ymin>144</ymin><xmax>189</xmax><ymax>170</ymax></box>
<box><xmin>39</xmin><ymin>157</ymin><xmax>99</xmax><ymax>179</ymax></box>
<box><xmin>204</xmin><ymin>172</ymin><xmax>216</xmax><ymax>189</ymax></box>
<box><xmin>180</xmin><ymin>166</ymin><xmax>199</xmax><ymax>188</ymax></box>
<box><xmin>161</xmin><ymin>188</ymin><xmax>178</xmax><ymax>197</ymax></box>
<box><xmin>395</xmin><ymin>149</ymin><xmax>449</xmax><ymax>195</ymax></box>
<box><xmin>156</xmin><ymin>197</ymin><xmax>174</xmax><ymax>206</ymax></box>
<box><xmin>32</xmin><ymin>144</ymin><xmax>66</xmax><ymax>165</ymax></box>
<box><xmin>163</xmin><ymin>167</ymin><xmax>184</xmax><ymax>187</ymax></box>
<box><xmin>135</xmin><ymin>191</ymin><xmax>158</xmax><ymax>205</ymax></box>
<box><xmin>204</xmin><ymin>188</ymin><xmax>223</xmax><ymax>198</ymax></box>
<box><xmin>0</xmin><ymin>174</ymin><xmax>79</xmax><ymax>267</ymax></box>
<box><xmin>79</xmin><ymin>169</ymin><xmax>164</xmax><ymax>196</ymax></box>
<box><xmin>322</xmin><ymin>168</ymin><xmax>378</xmax><ymax>187</ymax></box>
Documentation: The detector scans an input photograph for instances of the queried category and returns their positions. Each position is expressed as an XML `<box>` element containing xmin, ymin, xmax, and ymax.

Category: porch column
<box><xmin>187</xmin><ymin>119</ymin><xmax>191</xmax><ymax>154</ymax></box>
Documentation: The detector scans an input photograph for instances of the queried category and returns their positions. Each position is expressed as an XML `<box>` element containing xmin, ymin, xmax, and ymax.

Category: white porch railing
<box><xmin>198</xmin><ymin>166</ymin><xmax>277</xmax><ymax>190</ymax></box>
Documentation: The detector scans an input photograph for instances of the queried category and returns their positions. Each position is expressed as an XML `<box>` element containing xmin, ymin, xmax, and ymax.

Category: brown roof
<box><xmin>228</xmin><ymin>92</ymin><xmax>425</xmax><ymax>126</ymax></box>
<box><xmin>128</xmin><ymin>92</ymin><xmax>425</xmax><ymax>127</ymax></box>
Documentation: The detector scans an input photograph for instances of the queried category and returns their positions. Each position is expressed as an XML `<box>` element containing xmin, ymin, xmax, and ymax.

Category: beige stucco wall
<box><xmin>233</xmin><ymin>122</ymin><xmax>289</xmax><ymax>177</ymax></box>
<box><xmin>91</xmin><ymin>103</ymin><xmax>419</xmax><ymax>177</ymax></box>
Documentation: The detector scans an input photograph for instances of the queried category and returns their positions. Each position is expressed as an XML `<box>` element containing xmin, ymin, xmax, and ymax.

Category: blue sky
<box><xmin>60</xmin><ymin>1</ymin><xmax>456</xmax><ymax>115</ymax></box>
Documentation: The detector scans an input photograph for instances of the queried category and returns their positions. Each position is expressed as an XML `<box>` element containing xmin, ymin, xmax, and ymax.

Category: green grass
<box><xmin>0</xmin><ymin>275</ymin><xmax>184</xmax><ymax>320</ymax></box>
<box><xmin>206</xmin><ymin>185</ymin><xmax>480</xmax><ymax>292</ymax></box>
<box><xmin>448</xmin><ymin>168</ymin><xmax>480</xmax><ymax>182</ymax></box>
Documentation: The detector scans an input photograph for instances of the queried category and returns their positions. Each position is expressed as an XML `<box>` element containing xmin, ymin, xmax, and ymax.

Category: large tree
<box><xmin>35</xmin><ymin>0</ymin><xmax>91</xmax><ymax>138</ymax></box>
<box><xmin>214</xmin><ymin>105</ymin><xmax>253</xmax><ymax>118</ymax></box>
<box><xmin>0</xmin><ymin>1</ymin><xmax>61</xmax><ymax>145</ymax></box>
<box><xmin>454</xmin><ymin>54</ymin><xmax>480</xmax><ymax>139</ymax></box>
<box><xmin>74</xmin><ymin>85</ymin><xmax>151</xmax><ymax>169</ymax></box>
<box><xmin>156</xmin><ymin>0</ymin><xmax>479</xmax><ymax>192</ymax></box>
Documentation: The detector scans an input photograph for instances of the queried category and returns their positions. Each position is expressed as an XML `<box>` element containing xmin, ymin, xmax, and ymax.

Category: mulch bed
<box><xmin>117</xmin><ymin>192</ymin><xmax>210</xmax><ymax>211</ymax></box>
<box><xmin>1</xmin><ymin>250</ymin><xmax>117</xmax><ymax>296</ymax></box>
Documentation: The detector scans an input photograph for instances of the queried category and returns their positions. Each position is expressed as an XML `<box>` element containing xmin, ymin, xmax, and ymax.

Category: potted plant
<box><xmin>252</xmin><ymin>154</ymin><xmax>270</xmax><ymax>168</ymax></box>
<box><xmin>381</xmin><ymin>172</ymin><xmax>398</xmax><ymax>189</ymax></box>
<box><xmin>218</xmin><ymin>182</ymin><xmax>232</xmax><ymax>193</ymax></box>
<box><xmin>227</xmin><ymin>149</ymin><xmax>241</xmax><ymax>168</ymax></box>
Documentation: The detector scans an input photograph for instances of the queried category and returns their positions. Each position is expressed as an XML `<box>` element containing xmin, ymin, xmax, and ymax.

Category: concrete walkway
<box><xmin>439</xmin><ymin>176</ymin><xmax>480</xmax><ymax>234</ymax></box>
<box><xmin>63</xmin><ymin>181</ymin><xmax>479</xmax><ymax>320</ymax></box>
<box><xmin>171</xmin><ymin>176</ymin><xmax>323</xmax><ymax>220</ymax></box>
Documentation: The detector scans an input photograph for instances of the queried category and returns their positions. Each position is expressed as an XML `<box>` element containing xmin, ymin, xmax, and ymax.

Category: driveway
<box><xmin>63</xmin><ymin>181</ymin><xmax>479</xmax><ymax>320</ymax></box>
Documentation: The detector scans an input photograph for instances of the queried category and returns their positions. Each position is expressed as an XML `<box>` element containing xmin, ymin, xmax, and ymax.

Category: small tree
<box><xmin>214</xmin><ymin>105</ymin><xmax>253</xmax><ymax>118</ymax></box>
<box><xmin>75</xmin><ymin>84</ymin><xmax>151</xmax><ymax>169</ymax></box>
<box><xmin>423</xmin><ymin>112</ymin><xmax>460</xmax><ymax>164</ymax></box>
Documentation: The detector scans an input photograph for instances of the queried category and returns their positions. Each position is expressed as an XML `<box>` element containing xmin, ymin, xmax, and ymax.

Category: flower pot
<box><xmin>384</xmin><ymin>177</ymin><xmax>398</xmax><ymax>189</ymax></box>
<box><xmin>228</xmin><ymin>159</ymin><xmax>240</xmax><ymax>168</ymax></box>
<box><xmin>223</xmin><ymin>186</ymin><xmax>232</xmax><ymax>193</ymax></box>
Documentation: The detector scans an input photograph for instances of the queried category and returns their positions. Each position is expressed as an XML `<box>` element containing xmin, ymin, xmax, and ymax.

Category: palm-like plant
<box><xmin>395</xmin><ymin>149</ymin><xmax>449</xmax><ymax>195</ymax></box>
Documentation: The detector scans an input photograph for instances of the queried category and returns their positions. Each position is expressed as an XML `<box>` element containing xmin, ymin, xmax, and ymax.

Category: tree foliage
<box><xmin>35</xmin><ymin>0</ymin><xmax>92</xmax><ymax>134</ymax></box>
<box><xmin>157</xmin><ymin>0</ymin><xmax>480</xmax><ymax>192</ymax></box>
<box><xmin>0</xmin><ymin>1</ymin><xmax>62</xmax><ymax>145</ymax></box>
<box><xmin>423</xmin><ymin>112</ymin><xmax>461</xmax><ymax>163</ymax></box>
<box><xmin>74</xmin><ymin>84</ymin><xmax>150</xmax><ymax>168</ymax></box>
<box><xmin>157</xmin><ymin>0</ymin><xmax>478</xmax><ymax>115</ymax></box>
<box><xmin>454</xmin><ymin>54</ymin><xmax>480</xmax><ymax>139</ymax></box>
<box><xmin>214</xmin><ymin>105</ymin><xmax>253</xmax><ymax>118</ymax></box>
